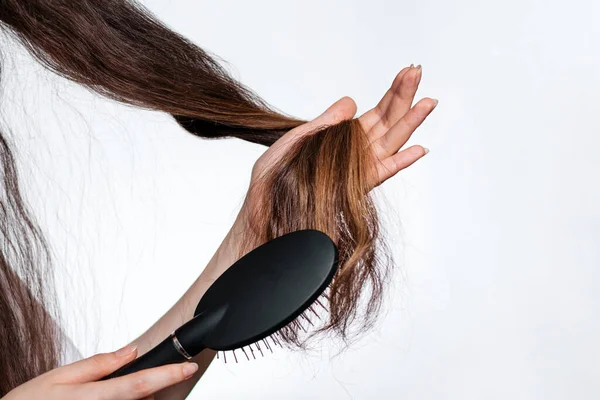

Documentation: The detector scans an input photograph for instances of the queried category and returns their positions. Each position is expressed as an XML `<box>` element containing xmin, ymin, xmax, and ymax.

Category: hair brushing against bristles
<box><xmin>0</xmin><ymin>0</ymin><xmax>437</xmax><ymax>397</ymax></box>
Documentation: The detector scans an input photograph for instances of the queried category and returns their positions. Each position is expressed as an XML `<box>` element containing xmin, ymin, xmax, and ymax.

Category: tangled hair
<box><xmin>241</xmin><ymin>119</ymin><xmax>391</xmax><ymax>347</ymax></box>
<box><xmin>0</xmin><ymin>0</ymin><xmax>393</xmax><ymax>394</ymax></box>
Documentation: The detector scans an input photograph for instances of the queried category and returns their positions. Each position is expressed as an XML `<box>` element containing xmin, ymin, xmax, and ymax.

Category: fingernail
<box><xmin>115</xmin><ymin>344</ymin><xmax>137</xmax><ymax>357</ymax></box>
<box><xmin>432</xmin><ymin>98</ymin><xmax>439</xmax><ymax>108</ymax></box>
<box><xmin>416</xmin><ymin>64</ymin><xmax>422</xmax><ymax>70</ymax></box>
<box><xmin>409</xmin><ymin>63</ymin><xmax>414</xmax><ymax>68</ymax></box>
<box><xmin>183</xmin><ymin>362</ymin><xmax>199</xmax><ymax>378</ymax></box>
<box><xmin>423</xmin><ymin>147</ymin><xmax>430</xmax><ymax>155</ymax></box>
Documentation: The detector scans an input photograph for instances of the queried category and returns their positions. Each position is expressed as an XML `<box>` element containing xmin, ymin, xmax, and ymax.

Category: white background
<box><xmin>1</xmin><ymin>0</ymin><xmax>599</xmax><ymax>398</ymax></box>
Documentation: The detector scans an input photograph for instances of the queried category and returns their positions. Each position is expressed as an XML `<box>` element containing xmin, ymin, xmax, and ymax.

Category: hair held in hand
<box><xmin>0</xmin><ymin>0</ymin><xmax>393</xmax><ymax>394</ymax></box>
<box><xmin>239</xmin><ymin>118</ymin><xmax>392</xmax><ymax>347</ymax></box>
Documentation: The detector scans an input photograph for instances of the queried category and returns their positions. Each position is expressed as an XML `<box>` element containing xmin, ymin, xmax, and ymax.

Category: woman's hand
<box><xmin>3</xmin><ymin>345</ymin><xmax>198</xmax><ymax>400</ymax></box>
<box><xmin>252</xmin><ymin>64</ymin><xmax>437</xmax><ymax>188</ymax></box>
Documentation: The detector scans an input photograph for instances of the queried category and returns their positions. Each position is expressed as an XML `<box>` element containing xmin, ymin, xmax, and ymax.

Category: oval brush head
<box><xmin>104</xmin><ymin>229</ymin><xmax>338</xmax><ymax>378</ymax></box>
<box><xmin>194</xmin><ymin>228</ymin><xmax>338</xmax><ymax>350</ymax></box>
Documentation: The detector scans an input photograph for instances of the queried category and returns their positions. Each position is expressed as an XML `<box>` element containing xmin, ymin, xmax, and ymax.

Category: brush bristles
<box><xmin>215</xmin><ymin>291</ymin><xmax>332</xmax><ymax>363</ymax></box>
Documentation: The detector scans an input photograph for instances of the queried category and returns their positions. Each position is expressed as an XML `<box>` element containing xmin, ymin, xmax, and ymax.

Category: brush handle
<box><xmin>102</xmin><ymin>334</ymin><xmax>187</xmax><ymax>380</ymax></box>
<box><xmin>101</xmin><ymin>304</ymin><xmax>228</xmax><ymax>380</ymax></box>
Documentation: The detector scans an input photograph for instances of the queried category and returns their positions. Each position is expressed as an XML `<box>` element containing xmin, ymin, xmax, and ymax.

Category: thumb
<box><xmin>271</xmin><ymin>96</ymin><xmax>357</xmax><ymax>155</ymax></box>
<box><xmin>299</xmin><ymin>96</ymin><xmax>358</xmax><ymax>136</ymax></box>
<box><xmin>253</xmin><ymin>96</ymin><xmax>358</xmax><ymax>178</ymax></box>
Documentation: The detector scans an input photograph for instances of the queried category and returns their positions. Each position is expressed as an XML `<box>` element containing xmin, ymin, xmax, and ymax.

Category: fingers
<box><xmin>375</xmin><ymin>145</ymin><xmax>429</xmax><ymax>185</ymax></box>
<box><xmin>370</xmin><ymin>95</ymin><xmax>437</xmax><ymax>186</ymax></box>
<box><xmin>54</xmin><ymin>345</ymin><xmax>139</xmax><ymax>384</ymax></box>
<box><xmin>375</xmin><ymin>97</ymin><xmax>438</xmax><ymax>159</ymax></box>
<box><xmin>358</xmin><ymin>65</ymin><xmax>412</xmax><ymax>130</ymax></box>
<box><xmin>360</xmin><ymin>65</ymin><xmax>421</xmax><ymax>139</ymax></box>
<box><xmin>81</xmin><ymin>362</ymin><xmax>198</xmax><ymax>400</ymax></box>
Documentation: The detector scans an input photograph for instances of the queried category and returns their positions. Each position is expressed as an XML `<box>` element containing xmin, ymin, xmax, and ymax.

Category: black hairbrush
<box><xmin>103</xmin><ymin>229</ymin><xmax>338</xmax><ymax>379</ymax></box>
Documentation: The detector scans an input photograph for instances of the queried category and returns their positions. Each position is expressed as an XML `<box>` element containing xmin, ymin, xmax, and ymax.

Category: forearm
<box><xmin>129</xmin><ymin>209</ymin><xmax>248</xmax><ymax>399</ymax></box>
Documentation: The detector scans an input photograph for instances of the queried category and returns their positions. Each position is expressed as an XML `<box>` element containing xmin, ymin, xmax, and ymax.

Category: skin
<box><xmin>3</xmin><ymin>65</ymin><xmax>436</xmax><ymax>400</ymax></box>
<box><xmin>3</xmin><ymin>345</ymin><xmax>198</xmax><ymax>400</ymax></box>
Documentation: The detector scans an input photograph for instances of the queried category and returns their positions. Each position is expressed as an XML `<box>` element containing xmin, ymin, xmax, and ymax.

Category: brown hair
<box><xmin>0</xmin><ymin>129</ymin><xmax>63</xmax><ymax>395</ymax></box>
<box><xmin>240</xmin><ymin>118</ymin><xmax>391</xmax><ymax>347</ymax></box>
<box><xmin>0</xmin><ymin>0</ymin><xmax>392</xmax><ymax>393</ymax></box>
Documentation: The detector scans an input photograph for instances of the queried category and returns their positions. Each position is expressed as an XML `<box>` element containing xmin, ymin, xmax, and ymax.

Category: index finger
<box><xmin>81</xmin><ymin>362</ymin><xmax>198</xmax><ymax>400</ymax></box>
<box><xmin>53</xmin><ymin>345</ymin><xmax>139</xmax><ymax>383</ymax></box>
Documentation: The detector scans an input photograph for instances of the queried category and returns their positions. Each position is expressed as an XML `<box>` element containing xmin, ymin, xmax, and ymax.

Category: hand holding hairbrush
<box><xmin>102</xmin><ymin>229</ymin><xmax>338</xmax><ymax>380</ymax></box>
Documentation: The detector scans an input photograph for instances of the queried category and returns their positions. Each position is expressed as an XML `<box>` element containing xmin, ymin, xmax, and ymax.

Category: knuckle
<box><xmin>131</xmin><ymin>377</ymin><xmax>152</xmax><ymax>396</ymax></box>
<box><xmin>89</xmin><ymin>353</ymin><xmax>110</xmax><ymax>368</ymax></box>
<box><xmin>163</xmin><ymin>364</ymin><xmax>186</xmax><ymax>384</ymax></box>
<box><xmin>88</xmin><ymin>352</ymin><xmax>119</xmax><ymax>372</ymax></box>
<box><xmin>174</xmin><ymin>365</ymin><xmax>187</xmax><ymax>382</ymax></box>
<box><xmin>405</xmin><ymin>108</ymin><xmax>419</xmax><ymax>125</ymax></box>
